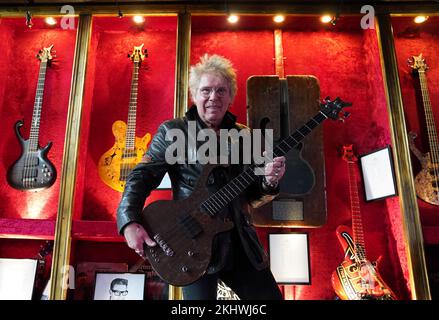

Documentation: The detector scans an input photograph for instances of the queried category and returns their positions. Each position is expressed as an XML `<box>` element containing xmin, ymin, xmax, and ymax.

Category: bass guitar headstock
<box><xmin>128</xmin><ymin>43</ymin><xmax>148</xmax><ymax>64</ymax></box>
<box><xmin>320</xmin><ymin>97</ymin><xmax>352</xmax><ymax>122</ymax></box>
<box><xmin>36</xmin><ymin>44</ymin><xmax>55</xmax><ymax>65</ymax></box>
<box><xmin>408</xmin><ymin>53</ymin><xmax>428</xmax><ymax>73</ymax></box>
<box><xmin>340</xmin><ymin>144</ymin><xmax>358</xmax><ymax>163</ymax></box>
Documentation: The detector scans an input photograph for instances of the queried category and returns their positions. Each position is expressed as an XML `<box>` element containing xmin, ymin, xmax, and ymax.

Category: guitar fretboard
<box><xmin>125</xmin><ymin>61</ymin><xmax>140</xmax><ymax>156</ymax></box>
<box><xmin>29</xmin><ymin>61</ymin><xmax>48</xmax><ymax>151</ymax></box>
<box><xmin>347</xmin><ymin>160</ymin><xmax>367</xmax><ymax>261</ymax></box>
<box><xmin>200</xmin><ymin>111</ymin><xmax>328</xmax><ymax>215</ymax></box>
<box><xmin>418</xmin><ymin>71</ymin><xmax>439</xmax><ymax>165</ymax></box>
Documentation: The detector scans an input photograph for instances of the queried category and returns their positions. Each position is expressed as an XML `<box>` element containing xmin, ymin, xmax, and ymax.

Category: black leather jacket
<box><xmin>117</xmin><ymin>106</ymin><xmax>279</xmax><ymax>273</ymax></box>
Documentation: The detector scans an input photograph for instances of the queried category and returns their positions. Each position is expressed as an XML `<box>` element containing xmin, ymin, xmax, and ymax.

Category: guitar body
<box><xmin>141</xmin><ymin>164</ymin><xmax>234</xmax><ymax>286</ymax></box>
<box><xmin>98</xmin><ymin>120</ymin><xmax>151</xmax><ymax>192</ymax></box>
<box><xmin>247</xmin><ymin>75</ymin><xmax>326</xmax><ymax>227</ymax></box>
<box><xmin>414</xmin><ymin>153</ymin><xmax>439</xmax><ymax>205</ymax></box>
<box><xmin>331</xmin><ymin>225</ymin><xmax>397</xmax><ymax>300</ymax></box>
<box><xmin>408</xmin><ymin>55</ymin><xmax>439</xmax><ymax>206</ymax></box>
<box><xmin>7</xmin><ymin>120</ymin><xmax>57</xmax><ymax>191</ymax></box>
<box><xmin>279</xmin><ymin>143</ymin><xmax>315</xmax><ymax>195</ymax></box>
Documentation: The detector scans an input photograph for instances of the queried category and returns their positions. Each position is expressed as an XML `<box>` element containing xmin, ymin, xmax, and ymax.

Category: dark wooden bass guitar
<box><xmin>141</xmin><ymin>97</ymin><xmax>351</xmax><ymax>286</ymax></box>
<box><xmin>331</xmin><ymin>145</ymin><xmax>397</xmax><ymax>300</ymax></box>
<box><xmin>7</xmin><ymin>45</ymin><xmax>57</xmax><ymax>191</ymax></box>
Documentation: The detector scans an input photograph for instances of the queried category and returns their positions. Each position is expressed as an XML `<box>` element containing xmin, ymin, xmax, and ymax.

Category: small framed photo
<box><xmin>268</xmin><ymin>233</ymin><xmax>311</xmax><ymax>285</ymax></box>
<box><xmin>93</xmin><ymin>272</ymin><xmax>145</xmax><ymax>300</ymax></box>
<box><xmin>359</xmin><ymin>145</ymin><xmax>398</xmax><ymax>202</ymax></box>
<box><xmin>0</xmin><ymin>258</ymin><xmax>38</xmax><ymax>300</ymax></box>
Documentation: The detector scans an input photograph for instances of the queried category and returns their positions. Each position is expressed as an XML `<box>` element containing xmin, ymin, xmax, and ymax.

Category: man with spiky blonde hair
<box><xmin>118</xmin><ymin>54</ymin><xmax>285</xmax><ymax>300</ymax></box>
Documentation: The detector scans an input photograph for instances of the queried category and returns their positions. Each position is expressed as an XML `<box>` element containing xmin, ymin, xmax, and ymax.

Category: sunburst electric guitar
<box><xmin>7</xmin><ymin>45</ymin><xmax>57</xmax><ymax>191</ymax></box>
<box><xmin>331</xmin><ymin>145</ymin><xmax>397</xmax><ymax>300</ymax></box>
<box><xmin>98</xmin><ymin>44</ymin><xmax>152</xmax><ymax>192</ymax></box>
<box><xmin>407</xmin><ymin>54</ymin><xmax>439</xmax><ymax>205</ymax></box>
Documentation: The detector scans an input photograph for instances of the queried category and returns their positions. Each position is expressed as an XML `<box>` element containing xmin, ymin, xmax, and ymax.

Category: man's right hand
<box><xmin>123</xmin><ymin>222</ymin><xmax>156</xmax><ymax>257</ymax></box>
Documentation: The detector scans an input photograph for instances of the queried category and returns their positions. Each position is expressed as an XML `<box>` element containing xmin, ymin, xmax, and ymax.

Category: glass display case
<box><xmin>0</xmin><ymin>2</ymin><xmax>436</xmax><ymax>301</ymax></box>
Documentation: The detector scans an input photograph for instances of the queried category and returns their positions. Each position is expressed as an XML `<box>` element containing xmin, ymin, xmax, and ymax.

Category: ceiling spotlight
<box><xmin>414</xmin><ymin>16</ymin><xmax>429</xmax><ymax>24</ymax></box>
<box><xmin>273</xmin><ymin>15</ymin><xmax>285</xmax><ymax>23</ymax></box>
<box><xmin>227</xmin><ymin>14</ymin><xmax>239</xmax><ymax>24</ymax></box>
<box><xmin>45</xmin><ymin>17</ymin><xmax>57</xmax><ymax>26</ymax></box>
<box><xmin>321</xmin><ymin>15</ymin><xmax>333</xmax><ymax>24</ymax></box>
<box><xmin>133</xmin><ymin>15</ymin><xmax>145</xmax><ymax>24</ymax></box>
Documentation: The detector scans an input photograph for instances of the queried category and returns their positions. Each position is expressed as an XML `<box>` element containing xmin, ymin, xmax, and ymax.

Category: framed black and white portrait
<box><xmin>0</xmin><ymin>258</ymin><xmax>38</xmax><ymax>300</ymax></box>
<box><xmin>359</xmin><ymin>145</ymin><xmax>398</xmax><ymax>202</ymax></box>
<box><xmin>93</xmin><ymin>272</ymin><xmax>145</xmax><ymax>300</ymax></box>
<box><xmin>268</xmin><ymin>233</ymin><xmax>311</xmax><ymax>285</ymax></box>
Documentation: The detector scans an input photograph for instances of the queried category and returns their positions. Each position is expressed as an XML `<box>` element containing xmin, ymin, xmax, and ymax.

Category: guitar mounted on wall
<box><xmin>407</xmin><ymin>54</ymin><xmax>439</xmax><ymax>206</ymax></box>
<box><xmin>98</xmin><ymin>44</ymin><xmax>152</xmax><ymax>192</ymax></box>
<box><xmin>247</xmin><ymin>29</ymin><xmax>326</xmax><ymax>227</ymax></box>
<box><xmin>331</xmin><ymin>145</ymin><xmax>397</xmax><ymax>300</ymax></box>
<box><xmin>7</xmin><ymin>45</ymin><xmax>57</xmax><ymax>191</ymax></box>
<box><xmin>141</xmin><ymin>97</ymin><xmax>351</xmax><ymax>286</ymax></box>
<box><xmin>33</xmin><ymin>240</ymin><xmax>54</xmax><ymax>300</ymax></box>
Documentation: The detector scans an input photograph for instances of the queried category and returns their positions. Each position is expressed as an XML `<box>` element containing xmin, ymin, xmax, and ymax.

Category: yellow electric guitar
<box><xmin>98</xmin><ymin>44</ymin><xmax>151</xmax><ymax>192</ymax></box>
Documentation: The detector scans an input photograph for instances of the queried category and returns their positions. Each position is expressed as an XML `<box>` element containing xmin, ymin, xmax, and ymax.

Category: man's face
<box><xmin>109</xmin><ymin>283</ymin><xmax>128</xmax><ymax>300</ymax></box>
<box><xmin>194</xmin><ymin>73</ymin><xmax>232</xmax><ymax>129</ymax></box>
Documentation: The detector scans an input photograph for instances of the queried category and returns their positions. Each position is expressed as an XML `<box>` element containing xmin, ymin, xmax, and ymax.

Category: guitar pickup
<box><xmin>177</xmin><ymin>213</ymin><xmax>203</xmax><ymax>239</ymax></box>
<box><xmin>153</xmin><ymin>234</ymin><xmax>174</xmax><ymax>256</ymax></box>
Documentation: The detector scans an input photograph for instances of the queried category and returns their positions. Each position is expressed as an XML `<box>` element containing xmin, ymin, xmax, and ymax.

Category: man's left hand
<box><xmin>264</xmin><ymin>156</ymin><xmax>286</xmax><ymax>187</ymax></box>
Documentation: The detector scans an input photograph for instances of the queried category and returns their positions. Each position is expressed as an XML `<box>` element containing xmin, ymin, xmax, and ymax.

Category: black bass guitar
<box><xmin>7</xmin><ymin>45</ymin><xmax>57</xmax><ymax>191</ymax></box>
<box><xmin>141</xmin><ymin>97</ymin><xmax>352</xmax><ymax>286</ymax></box>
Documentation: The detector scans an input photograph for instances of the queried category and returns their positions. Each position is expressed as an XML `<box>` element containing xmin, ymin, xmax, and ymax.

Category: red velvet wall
<box><xmin>191</xmin><ymin>15</ymin><xmax>410</xmax><ymax>299</ymax></box>
<box><xmin>0</xmin><ymin>18</ymin><xmax>76</xmax><ymax>220</ymax></box>
<box><xmin>393</xmin><ymin>16</ymin><xmax>439</xmax><ymax>231</ymax></box>
<box><xmin>73</xmin><ymin>16</ymin><xmax>177</xmax><ymax>222</ymax></box>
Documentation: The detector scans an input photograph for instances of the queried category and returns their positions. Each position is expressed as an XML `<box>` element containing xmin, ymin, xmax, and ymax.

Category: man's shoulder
<box><xmin>159</xmin><ymin>118</ymin><xmax>187</xmax><ymax>130</ymax></box>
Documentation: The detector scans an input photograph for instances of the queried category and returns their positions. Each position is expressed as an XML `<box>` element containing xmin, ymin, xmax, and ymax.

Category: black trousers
<box><xmin>182</xmin><ymin>231</ymin><xmax>283</xmax><ymax>300</ymax></box>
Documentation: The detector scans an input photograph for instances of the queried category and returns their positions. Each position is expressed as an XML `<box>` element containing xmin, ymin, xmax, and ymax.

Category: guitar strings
<box><xmin>420</xmin><ymin>71</ymin><xmax>439</xmax><ymax>202</ymax></box>
<box><xmin>23</xmin><ymin>61</ymin><xmax>47</xmax><ymax>189</ymax></box>
<box><xmin>149</xmin><ymin>170</ymin><xmax>257</xmax><ymax>250</ymax></box>
<box><xmin>120</xmin><ymin>61</ymin><xmax>139</xmax><ymax>184</ymax></box>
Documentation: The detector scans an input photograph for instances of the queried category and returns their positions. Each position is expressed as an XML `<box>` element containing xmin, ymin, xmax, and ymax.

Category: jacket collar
<box><xmin>185</xmin><ymin>105</ymin><xmax>237</xmax><ymax>130</ymax></box>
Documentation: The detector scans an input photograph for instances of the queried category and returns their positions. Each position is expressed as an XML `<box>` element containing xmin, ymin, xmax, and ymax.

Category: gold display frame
<box><xmin>0</xmin><ymin>2</ymin><xmax>437</xmax><ymax>301</ymax></box>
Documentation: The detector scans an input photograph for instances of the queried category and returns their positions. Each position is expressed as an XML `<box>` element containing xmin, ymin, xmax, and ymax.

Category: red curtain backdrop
<box><xmin>74</xmin><ymin>16</ymin><xmax>177</xmax><ymax>222</ymax></box>
<box><xmin>0</xmin><ymin>18</ymin><xmax>77</xmax><ymax>219</ymax></box>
